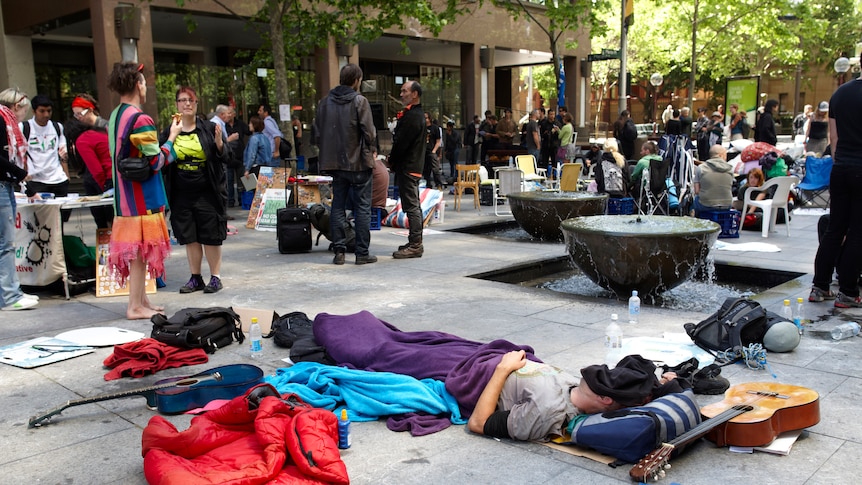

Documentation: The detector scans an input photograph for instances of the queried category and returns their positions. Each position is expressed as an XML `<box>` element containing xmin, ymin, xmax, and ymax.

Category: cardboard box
<box><xmin>233</xmin><ymin>307</ymin><xmax>278</xmax><ymax>334</ymax></box>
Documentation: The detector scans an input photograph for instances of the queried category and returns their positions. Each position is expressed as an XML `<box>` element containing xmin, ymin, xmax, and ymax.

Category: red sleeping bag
<box><xmin>142</xmin><ymin>384</ymin><xmax>349</xmax><ymax>485</ymax></box>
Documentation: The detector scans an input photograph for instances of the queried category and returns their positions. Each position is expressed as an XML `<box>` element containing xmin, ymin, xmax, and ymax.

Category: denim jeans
<box><xmin>394</xmin><ymin>171</ymin><xmax>423</xmax><ymax>245</ymax></box>
<box><xmin>0</xmin><ymin>182</ymin><xmax>24</xmax><ymax>306</ymax></box>
<box><xmin>225</xmin><ymin>163</ymin><xmax>243</xmax><ymax>205</ymax></box>
<box><xmin>813</xmin><ymin>164</ymin><xmax>862</xmax><ymax>296</ymax></box>
<box><xmin>330</xmin><ymin>170</ymin><xmax>373</xmax><ymax>256</ymax></box>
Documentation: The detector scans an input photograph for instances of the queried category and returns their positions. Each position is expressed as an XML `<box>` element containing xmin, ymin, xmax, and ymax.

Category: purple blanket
<box><xmin>313</xmin><ymin>311</ymin><xmax>540</xmax><ymax>416</ymax></box>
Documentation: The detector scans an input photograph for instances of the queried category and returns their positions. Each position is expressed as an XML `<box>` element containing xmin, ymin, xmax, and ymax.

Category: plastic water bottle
<box><xmin>781</xmin><ymin>299</ymin><xmax>793</xmax><ymax>324</ymax></box>
<box><xmin>338</xmin><ymin>409</ymin><xmax>351</xmax><ymax>449</ymax></box>
<box><xmin>794</xmin><ymin>297</ymin><xmax>806</xmax><ymax>334</ymax></box>
<box><xmin>831</xmin><ymin>322</ymin><xmax>860</xmax><ymax>341</ymax></box>
<box><xmin>605</xmin><ymin>314</ymin><xmax>623</xmax><ymax>367</ymax></box>
<box><xmin>628</xmin><ymin>290</ymin><xmax>640</xmax><ymax>324</ymax></box>
<box><xmin>249</xmin><ymin>317</ymin><xmax>262</xmax><ymax>358</ymax></box>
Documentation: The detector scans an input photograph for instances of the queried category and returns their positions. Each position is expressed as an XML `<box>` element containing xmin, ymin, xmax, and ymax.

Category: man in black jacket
<box><xmin>388</xmin><ymin>81</ymin><xmax>427</xmax><ymax>259</ymax></box>
<box><xmin>314</xmin><ymin>63</ymin><xmax>378</xmax><ymax>265</ymax></box>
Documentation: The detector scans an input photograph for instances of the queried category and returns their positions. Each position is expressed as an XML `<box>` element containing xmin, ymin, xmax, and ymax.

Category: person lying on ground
<box><xmin>466</xmin><ymin>351</ymin><xmax>681</xmax><ymax>442</ymax></box>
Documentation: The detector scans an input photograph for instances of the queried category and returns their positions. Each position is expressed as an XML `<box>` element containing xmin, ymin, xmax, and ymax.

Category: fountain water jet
<box><xmin>507</xmin><ymin>191</ymin><xmax>608</xmax><ymax>241</ymax></box>
<box><xmin>560</xmin><ymin>215</ymin><xmax>720</xmax><ymax>299</ymax></box>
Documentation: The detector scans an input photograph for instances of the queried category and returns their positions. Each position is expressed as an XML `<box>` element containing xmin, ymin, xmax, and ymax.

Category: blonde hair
<box><xmin>604</xmin><ymin>138</ymin><xmax>619</xmax><ymax>153</ymax></box>
<box><xmin>0</xmin><ymin>88</ymin><xmax>28</xmax><ymax>109</ymax></box>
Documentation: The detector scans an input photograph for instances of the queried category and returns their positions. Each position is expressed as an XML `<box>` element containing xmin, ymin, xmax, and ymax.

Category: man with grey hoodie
<box><xmin>692</xmin><ymin>144</ymin><xmax>733</xmax><ymax>214</ymax></box>
<box><xmin>313</xmin><ymin>64</ymin><xmax>377</xmax><ymax>265</ymax></box>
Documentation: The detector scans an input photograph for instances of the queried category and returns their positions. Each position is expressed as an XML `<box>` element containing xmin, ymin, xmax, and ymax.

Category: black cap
<box><xmin>580</xmin><ymin>355</ymin><xmax>658</xmax><ymax>407</ymax></box>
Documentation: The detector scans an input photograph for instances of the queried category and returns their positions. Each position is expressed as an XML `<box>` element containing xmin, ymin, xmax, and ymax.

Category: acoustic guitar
<box><xmin>29</xmin><ymin>364</ymin><xmax>264</xmax><ymax>428</ymax></box>
<box><xmin>630</xmin><ymin>382</ymin><xmax>819</xmax><ymax>482</ymax></box>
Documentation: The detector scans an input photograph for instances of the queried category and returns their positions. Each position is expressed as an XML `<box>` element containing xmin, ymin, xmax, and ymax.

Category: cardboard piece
<box><xmin>541</xmin><ymin>441</ymin><xmax>616</xmax><ymax>464</ymax></box>
<box><xmin>233</xmin><ymin>307</ymin><xmax>277</xmax><ymax>334</ymax></box>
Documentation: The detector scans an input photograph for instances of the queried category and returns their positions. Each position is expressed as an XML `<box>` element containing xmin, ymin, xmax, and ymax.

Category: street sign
<box><xmin>586</xmin><ymin>49</ymin><xmax>621</xmax><ymax>62</ymax></box>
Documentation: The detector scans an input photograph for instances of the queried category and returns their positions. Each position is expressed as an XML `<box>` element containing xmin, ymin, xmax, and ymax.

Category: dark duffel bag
<box><xmin>277</xmin><ymin>207</ymin><xmax>312</xmax><ymax>254</ymax></box>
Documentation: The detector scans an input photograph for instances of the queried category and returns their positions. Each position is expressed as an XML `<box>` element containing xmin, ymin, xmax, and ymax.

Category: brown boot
<box><xmin>393</xmin><ymin>243</ymin><xmax>424</xmax><ymax>259</ymax></box>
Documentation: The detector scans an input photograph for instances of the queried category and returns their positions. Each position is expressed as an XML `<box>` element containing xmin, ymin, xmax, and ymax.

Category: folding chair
<box><xmin>514</xmin><ymin>155</ymin><xmax>546</xmax><ymax>184</ymax></box>
<box><xmin>635</xmin><ymin>157</ymin><xmax>671</xmax><ymax>215</ymax></box>
<box><xmin>559</xmin><ymin>163</ymin><xmax>583</xmax><ymax>192</ymax></box>
<box><xmin>794</xmin><ymin>155</ymin><xmax>832</xmax><ymax>208</ymax></box>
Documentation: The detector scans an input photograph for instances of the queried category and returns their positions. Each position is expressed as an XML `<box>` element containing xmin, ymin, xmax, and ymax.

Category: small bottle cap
<box><xmin>251</xmin><ymin>317</ymin><xmax>258</xmax><ymax>323</ymax></box>
<box><xmin>783</xmin><ymin>299</ymin><xmax>790</xmax><ymax>305</ymax></box>
<box><xmin>797</xmin><ymin>297</ymin><xmax>804</xmax><ymax>303</ymax></box>
<box><xmin>611</xmin><ymin>313</ymin><xmax>618</xmax><ymax>320</ymax></box>
<box><xmin>341</xmin><ymin>409</ymin><xmax>348</xmax><ymax>420</ymax></box>
<box><xmin>632</xmin><ymin>290</ymin><xmax>638</xmax><ymax>296</ymax></box>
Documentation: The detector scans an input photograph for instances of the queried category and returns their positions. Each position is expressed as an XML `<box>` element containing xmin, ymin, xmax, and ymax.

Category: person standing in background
<box><xmin>223</xmin><ymin>107</ymin><xmax>248</xmax><ymax>208</ymax></box>
<box><xmin>388</xmin><ymin>81</ymin><xmax>426</xmax><ymax>259</ymax></box>
<box><xmin>444</xmin><ymin>120</ymin><xmax>462</xmax><ymax>180</ymax></box>
<box><xmin>0</xmin><ymin>88</ymin><xmax>38</xmax><ymax>311</ymax></box>
<box><xmin>313</xmin><ymin>63</ymin><xmax>378</xmax><ymax>266</ymax></box>
<box><xmin>20</xmin><ymin>95</ymin><xmax>68</xmax><ymax>199</ymax></box>
<box><xmin>464</xmin><ymin>115</ymin><xmax>481</xmax><ymax>164</ymax></box>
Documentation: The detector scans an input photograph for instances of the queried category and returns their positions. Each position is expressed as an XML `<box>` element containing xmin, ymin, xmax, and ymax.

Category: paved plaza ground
<box><xmin>1</xmin><ymin>191</ymin><xmax>860</xmax><ymax>485</ymax></box>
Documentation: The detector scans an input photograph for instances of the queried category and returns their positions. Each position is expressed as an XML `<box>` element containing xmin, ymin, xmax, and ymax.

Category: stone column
<box><xmin>460</xmin><ymin>43</ymin><xmax>481</xmax><ymax>126</ymax></box>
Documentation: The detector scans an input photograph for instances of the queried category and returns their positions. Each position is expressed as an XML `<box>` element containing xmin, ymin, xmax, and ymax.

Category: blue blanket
<box><xmin>265</xmin><ymin>361</ymin><xmax>466</xmax><ymax>425</ymax></box>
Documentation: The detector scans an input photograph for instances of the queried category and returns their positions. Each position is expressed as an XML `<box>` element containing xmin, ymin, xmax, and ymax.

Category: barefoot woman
<box><xmin>106</xmin><ymin>62</ymin><xmax>181</xmax><ymax>319</ymax></box>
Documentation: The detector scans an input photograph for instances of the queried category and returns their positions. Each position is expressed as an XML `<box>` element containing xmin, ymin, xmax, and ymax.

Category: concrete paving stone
<box><xmin>0</xmin><ymin>194</ymin><xmax>855</xmax><ymax>483</ymax></box>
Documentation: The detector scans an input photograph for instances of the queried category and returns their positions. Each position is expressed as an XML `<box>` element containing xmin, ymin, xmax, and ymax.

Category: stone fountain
<box><xmin>560</xmin><ymin>215</ymin><xmax>721</xmax><ymax>299</ymax></box>
<box><xmin>507</xmin><ymin>191</ymin><xmax>608</xmax><ymax>241</ymax></box>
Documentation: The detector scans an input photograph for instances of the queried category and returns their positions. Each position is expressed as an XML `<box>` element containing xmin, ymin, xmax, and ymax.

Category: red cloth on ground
<box><xmin>103</xmin><ymin>338</ymin><xmax>208</xmax><ymax>381</ymax></box>
<box><xmin>142</xmin><ymin>384</ymin><xmax>349</xmax><ymax>485</ymax></box>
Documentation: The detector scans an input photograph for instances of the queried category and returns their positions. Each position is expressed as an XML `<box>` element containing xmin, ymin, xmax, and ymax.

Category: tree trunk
<box><xmin>269</xmin><ymin>1</ymin><xmax>295</xmax><ymax>158</ymax></box>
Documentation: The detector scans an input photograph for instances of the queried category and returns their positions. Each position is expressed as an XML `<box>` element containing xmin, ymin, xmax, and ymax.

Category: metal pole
<box><xmin>619</xmin><ymin>0</ymin><xmax>627</xmax><ymax>113</ymax></box>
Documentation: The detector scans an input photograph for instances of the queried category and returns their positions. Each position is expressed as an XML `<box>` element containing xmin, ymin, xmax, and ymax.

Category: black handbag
<box><xmin>150</xmin><ymin>307</ymin><xmax>244</xmax><ymax>354</ymax></box>
<box><xmin>116</xmin><ymin>112</ymin><xmax>153</xmax><ymax>182</ymax></box>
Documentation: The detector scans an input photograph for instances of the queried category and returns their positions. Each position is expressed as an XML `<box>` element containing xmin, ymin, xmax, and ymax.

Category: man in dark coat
<box><xmin>388</xmin><ymin>81</ymin><xmax>426</xmax><ymax>259</ymax></box>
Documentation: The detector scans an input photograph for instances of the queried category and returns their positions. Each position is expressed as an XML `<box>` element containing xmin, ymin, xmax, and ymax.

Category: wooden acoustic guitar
<box><xmin>29</xmin><ymin>364</ymin><xmax>264</xmax><ymax>428</ymax></box>
<box><xmin>630</xmin><ymin>382</ymin><xmax>820</xmax><ymax>482</ymax></box>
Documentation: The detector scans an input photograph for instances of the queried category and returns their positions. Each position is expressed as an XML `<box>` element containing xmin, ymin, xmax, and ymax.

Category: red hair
<box><xmin>748</xmin><ymin>167</ymin><xmax>764</xmax><ymax>187</ymax></box>
<box><xmin>175</xmin><ymin>86</ymin><xmax>197</xmax><ymax>102</ymax></box>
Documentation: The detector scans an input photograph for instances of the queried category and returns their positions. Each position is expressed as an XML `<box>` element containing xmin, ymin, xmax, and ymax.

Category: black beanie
<box><xmin>580</xmin><ymin>354</ymin><xmax>659</xmax><ymax>407</ymax></box>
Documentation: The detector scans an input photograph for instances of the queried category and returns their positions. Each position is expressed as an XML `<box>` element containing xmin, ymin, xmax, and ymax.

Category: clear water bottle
<box><xmin>781</xmin><ymin>299</ymin><xmax>793</xmax><ymax>323</ymax></box>
<box><xmin>831</xmin><ymin>322</ymin><xmax>860</xmax><ymax>341</ymax></box>
<box><xmin>794</xmin><ymin>297</ymin><xmax>806</xmax><ymax>334</ymax></box>
<box><xmin>628</xmin><ymin>290</ymin><xmax>640</xmax><ymax>324</ymax></box>
<box><xmin>605</xmin><ymin>314</ymin><xmax>623</xmax><ymax>366</ymax></box>
<box><xmin>249</xmin><ymin>317</ymin><xmax>263</xmax><ymax>358</ymax></box>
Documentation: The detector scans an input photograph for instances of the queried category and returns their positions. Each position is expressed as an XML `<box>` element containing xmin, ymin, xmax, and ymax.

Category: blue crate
<box><xmin>370</xmin><ymin>207</ymin><xmax>384</xmax><ymax>231</ymax></box>
<box><xmin>607</xmin><ymin>197</ymin><xmax>634</xmax><ymax>215</ymax></box>
<box><xmin>388</xmin><ymin>185</ymin><xmax>399</xmax><ymax>200</ymax></box>
<box><xmin>698</xmin><ymin>209</ymin><xmax>741</xmax><ymax>238</ymax></box>
<box><xmin>241</xmin><ymin>190</ymin><xmax>255</xmax><ymax>210</ymax></box>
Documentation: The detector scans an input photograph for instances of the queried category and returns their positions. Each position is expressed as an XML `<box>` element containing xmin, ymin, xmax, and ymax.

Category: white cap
<box><xmin>632</xmin><ymin>290</ymin><xmax>638</xmax><ymax>296</ymax></box>
<box><xmin>611</xmin><ymin>314</ymin><xmax>618</xmax><ymax>320</ymax></box>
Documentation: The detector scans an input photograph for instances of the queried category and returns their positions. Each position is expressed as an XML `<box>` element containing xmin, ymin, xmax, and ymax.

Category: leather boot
<box><xmin>393</xmin><ymin>243</ymin><xmax>424</xmax><ymax>259</ymax></box>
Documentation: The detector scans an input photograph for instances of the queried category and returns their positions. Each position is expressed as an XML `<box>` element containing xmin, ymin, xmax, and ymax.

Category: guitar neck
<box><xmin>29</xmin><ymin>373</ymin><xmax>220</xmax><ymax>428</ymax></box>
<box><xmin>667</xmin><ymin>405</ymin><xmax>751</xmax><ymax>448</ymax></box>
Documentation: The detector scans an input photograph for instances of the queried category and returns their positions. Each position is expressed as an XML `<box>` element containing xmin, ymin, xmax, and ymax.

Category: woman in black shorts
<box><xmin>161</xmin><ymin>86</ymin><xmax>229</xmax><ymax>294</ymax></box>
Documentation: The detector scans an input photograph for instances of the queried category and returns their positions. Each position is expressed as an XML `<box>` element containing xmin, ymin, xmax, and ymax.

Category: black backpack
<box><xmin>151</xmin><ymin>307</ymin><xmax>244</xmax><ymax>354</ymax></box>
<box><xmin>308</xmin><ymin>203</ymin><xmax>356</xmax><ymax>252</ymax></box>
<box><xmin>264</xmin><ymin>311</ymin><xmax>334</xmax><ymax>364</ymax></box>
<box><xmin>684</xmin><ymin>297</ymin><xmax>768</xmax><ymax>362</ymax></box>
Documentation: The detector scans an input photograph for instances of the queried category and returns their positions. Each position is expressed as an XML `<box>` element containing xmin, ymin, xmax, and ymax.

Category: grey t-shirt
<box><xmin>498</xmin><ymin>360</ymin><xmax>580</xmax><ymax>441</ymax></box>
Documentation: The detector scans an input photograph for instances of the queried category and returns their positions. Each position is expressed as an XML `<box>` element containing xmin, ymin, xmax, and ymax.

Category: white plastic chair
<box><xmin>494</xmin><ymin>168</ymin><xmax>523</xmax><ymax>216</ymax></box>
<box><xmin>741</xmin><ymin>175</ymin><xmax>799</xmax><ymax>238</ymax></box>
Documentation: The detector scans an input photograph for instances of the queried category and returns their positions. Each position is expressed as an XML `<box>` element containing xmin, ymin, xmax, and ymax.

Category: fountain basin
<box><xmin>560</xmin><ymin>215</ymin><xmax>720</xmax><ymax>298</ymax></box>
<box><xmin>508</xmin><ymin>191</ymin><xmax>608</xmax><ymax>241</ymax></box>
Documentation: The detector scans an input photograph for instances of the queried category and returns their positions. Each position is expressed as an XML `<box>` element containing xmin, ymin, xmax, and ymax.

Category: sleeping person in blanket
<box><xmin>467</xmin><ymin>352</ymin><xmax>682</xmax><ymax>441</ymax></box>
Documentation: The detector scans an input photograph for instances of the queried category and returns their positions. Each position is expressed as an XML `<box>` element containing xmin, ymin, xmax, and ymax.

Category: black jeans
<box><xmin>813</xmin><ymin>164</ymin><xmax>862</xmax><ymax>296</ymax></box>
<box><xmin>330</xmin><ymin>169</ymin><xmax>373</xmax><ymax>256</ymax></box>
<box><xmin>394</xmin><ymin>171</ymin><xmax>422</xmax><ymax>245</ymax></box>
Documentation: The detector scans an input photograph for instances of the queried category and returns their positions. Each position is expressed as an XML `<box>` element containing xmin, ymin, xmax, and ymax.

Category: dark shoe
<box><xmin>355</xmin><ymin>255</ymin><xmax>378</xmax><ymax>265</ymax></box>
<box><xmin>835</xmin><ymin>292</ymin><xmax>862</xmax><ymax>309</ymax></box>
<box><xmin>226</xmin><ymin>214</ymin><xmax>235</xmax><ymax>220</ymax></box>
<box><xmin>397</xmin><ymin>243</ymin><xmax>411</xmax><ymax>251</ymax></box>
<box><xmin>179</xmin><ymin>275</ymin><xmax>205</xmax><ymax>294</ymax></box>
<box><xmin>228</xmin><ymin>202</ymin><xmax>235</xmax><ymax>208</ymax></box>
<box><xmin>333</xmin><ymin>252</ymin><xmax>346</xmax><ymax>265</ymax></box>
<box><xmin>203</xmin><ymin>275</ymin><xmax>223</xmax><ymax>293</ymax></box>
<box><xmin>809</xmin><ymin>286</ymin><xmax>836</xmax><ymax>302</ymax></box>
<box><xmin>393</xmin><ymin>244</ymin><xmax>424</xmax><ymax>259</ymax></box>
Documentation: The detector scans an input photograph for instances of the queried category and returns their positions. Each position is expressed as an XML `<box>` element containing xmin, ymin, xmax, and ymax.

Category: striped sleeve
<box><xmin>130</xmin><ymin>115</ymin><xmax>175</xmax><ymax>171</ymax></box>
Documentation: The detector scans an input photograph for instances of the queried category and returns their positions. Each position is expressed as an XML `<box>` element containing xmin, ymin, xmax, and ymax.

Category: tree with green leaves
<box><xmin>492</xmin><ymin>0</ymin><xmax>610</xmax><ymax>109</ymax></box>
<box><xmin>176</xmin><ymin>0</ymin><xmax>469</xmax><ymax>156</ymax></box>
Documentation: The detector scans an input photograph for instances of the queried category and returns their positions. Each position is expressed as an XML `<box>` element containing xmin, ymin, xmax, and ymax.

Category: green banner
<box><xmin>726</xmin><ymin>76</ymin><xmax>760</xmax><ymax>127</ymax></box>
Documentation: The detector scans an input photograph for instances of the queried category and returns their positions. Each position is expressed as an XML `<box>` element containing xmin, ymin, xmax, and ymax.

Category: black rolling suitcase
<box><xmin>276</xmin><ymin>157</ymin><xmax>312</xmax><ymax>254</ymax></box>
